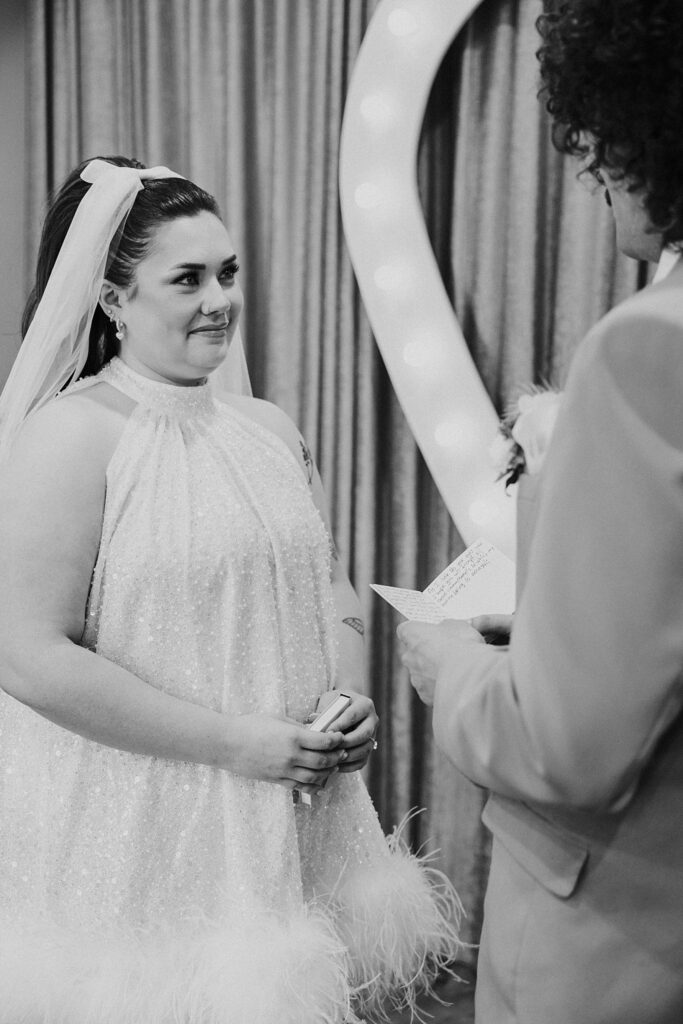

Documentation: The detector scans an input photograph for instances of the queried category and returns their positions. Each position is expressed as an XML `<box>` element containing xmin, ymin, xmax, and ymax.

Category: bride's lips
<box><xmin>189</xmin><ymin>320</ymin><xmax>231</xmax><ymax>336</ymax></box>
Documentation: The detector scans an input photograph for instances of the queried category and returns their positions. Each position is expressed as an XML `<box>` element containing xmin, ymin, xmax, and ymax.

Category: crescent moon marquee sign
<box><xmin>339</xmin><ymin>0</ymin><xmax>516</xmax><ymax>559</ymax></box>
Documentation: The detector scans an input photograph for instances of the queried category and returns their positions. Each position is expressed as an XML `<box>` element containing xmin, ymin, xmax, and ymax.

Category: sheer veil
<box><xmin>0</xmin><ymin>159</ymin><xmax>251</xmax><ymax>465</ymax></box>
<box><xmin>213</xmin><ymin>325</ymin><xmax>252</xmax><ymax>397</ymax></box>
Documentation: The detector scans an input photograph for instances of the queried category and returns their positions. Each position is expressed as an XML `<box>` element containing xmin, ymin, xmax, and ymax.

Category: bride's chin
<box><xmin>191</xmin><ymin>338</ymin><xmax>231</xmax><ymax>368</ymax></box>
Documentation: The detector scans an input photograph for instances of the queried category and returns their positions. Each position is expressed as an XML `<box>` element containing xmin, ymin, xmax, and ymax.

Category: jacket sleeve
<box><xmin>433</xmin><ymin>306</ymin><xmax>683</xmax><ymax>811</ymax></box>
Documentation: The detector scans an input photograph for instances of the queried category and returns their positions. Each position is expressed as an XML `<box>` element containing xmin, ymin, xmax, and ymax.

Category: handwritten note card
<box><xmin>368</xmin><ymin>584</ymin><xmax>446</xmax><ymax>623</ymax></box>
<box><xmin>371</xmin><ymin>538</ymin><xmax>515</xmax><ymax>622</ymax></box>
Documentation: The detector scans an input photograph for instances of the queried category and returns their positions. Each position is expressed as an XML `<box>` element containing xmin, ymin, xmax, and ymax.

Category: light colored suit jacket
<box><xmin>433</xmin><ymin>262</ymin><xmax>683</xmax><ymax>1023</ymax></box>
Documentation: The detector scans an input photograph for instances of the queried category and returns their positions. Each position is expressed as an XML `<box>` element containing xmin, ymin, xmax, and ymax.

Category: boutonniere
<box><xmin>489</xmin><ymin>387</ymin><xmax>564</xmax><ymax>487</ymax></box>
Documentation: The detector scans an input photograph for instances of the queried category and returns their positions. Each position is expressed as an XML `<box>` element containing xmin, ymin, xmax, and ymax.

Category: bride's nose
<box><xmin>200</xmin><ymin>278</ymin><xmax>231</xmax><ymax>316</ymax></box>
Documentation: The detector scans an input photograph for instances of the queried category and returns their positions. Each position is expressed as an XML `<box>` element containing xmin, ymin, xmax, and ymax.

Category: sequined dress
<box><xmin>0</xmin><ymin>358</ymin><xmax>459</xmax><ymax>1024</ymax></box>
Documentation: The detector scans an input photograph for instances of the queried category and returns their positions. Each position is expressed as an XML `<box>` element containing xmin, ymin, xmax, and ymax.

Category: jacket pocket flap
<box><xmin>482</xmin><ymin>795</ymin><xmax>588</xmax><ymax>899</ymax></box>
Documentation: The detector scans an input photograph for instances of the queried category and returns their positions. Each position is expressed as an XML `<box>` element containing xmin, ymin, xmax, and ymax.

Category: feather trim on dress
<box><xmin>0</xmin><ymin>907</ymin><xmax>350</xmax><ymax>1024</ymax></box>
<box><xmin>336</xmin><ymin>818</ymin><xmax>465</xmax><ymax>1022</ymax></box>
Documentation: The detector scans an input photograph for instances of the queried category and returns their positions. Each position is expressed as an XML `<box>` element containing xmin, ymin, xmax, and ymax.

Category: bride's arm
<box><xmin>304</xmin><ymin>443</ymin><xmax>379</xmax><ymax>771</ymax></box>
<box><xmin>0</xmin><ymin>397</ymin><xmax>345</xmax><ymax>791</ymax></box>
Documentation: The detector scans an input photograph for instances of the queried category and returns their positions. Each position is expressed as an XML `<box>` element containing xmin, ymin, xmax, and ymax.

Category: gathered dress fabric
<box><xmin>0</xmin><ymin>357</ymin><xmax>460</xmax><ymax>1024</ymax></box>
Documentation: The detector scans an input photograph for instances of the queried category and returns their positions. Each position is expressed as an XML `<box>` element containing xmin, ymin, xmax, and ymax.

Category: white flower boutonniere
<box><xmin>490</xmin><ymin>387</ymin><xmax>564</xmax><ymax>487</ymax></box>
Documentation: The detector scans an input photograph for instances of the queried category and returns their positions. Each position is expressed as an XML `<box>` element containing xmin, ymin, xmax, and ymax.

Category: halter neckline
<box><xmin>99</xmin><ymin>357</ymin><xmax>215</xmax><ymax>414</ymax></box>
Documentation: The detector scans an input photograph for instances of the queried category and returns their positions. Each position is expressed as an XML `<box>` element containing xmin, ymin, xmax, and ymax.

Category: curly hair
<box><xmin>536</xmin><ymin>0</ymin><xmax>683</xmax><ymax>247</ymax></box>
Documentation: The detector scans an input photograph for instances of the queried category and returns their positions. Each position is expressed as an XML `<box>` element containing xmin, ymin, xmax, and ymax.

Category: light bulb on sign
<box><xmin>387</xmin><ymin>8</ymin><xmax>418</xmax><ymax>36</ymax></box>
<box><xmin>353</xmin><ymin>179</ymin><xmax>402</xmax><ymax>219</ymax></box>
<box><xmin>374</xmin><ymin>263</ymin><xmax>410</xmax><ymax>291</ymax></box>
<box><xmin>434</xmin><ymin>416</ymin><xmax>476</xmax><ymax>451</ymax></box>
<box><xmin>402</xmin><ymin>328</ymin><xmax>449</xmax><ymax>371</ymax></box>
<box><xmin>354</xmin><ymin>182</ymin><xmax>384</xmax><ymax>210</ymax></box>
<box><xmin>402</xmin><ymin>341</ymin><xmax>429</xmax><ymax>368</ymax></box>
<box><xmin>403</xmin><ymin>342</ymin><xmax>443</xmax><ymax>373</ymax></box>
<box><xmin>359</xmin><ymin>93</ymin><xmax>398</xmax><ymax>129</ymax></box>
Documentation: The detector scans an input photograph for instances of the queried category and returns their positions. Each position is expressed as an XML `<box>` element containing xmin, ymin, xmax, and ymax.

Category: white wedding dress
<box><xmin>0</xmin><ymin>357</ymin><xmax>459</xmax><ymax>1024</ymax></box>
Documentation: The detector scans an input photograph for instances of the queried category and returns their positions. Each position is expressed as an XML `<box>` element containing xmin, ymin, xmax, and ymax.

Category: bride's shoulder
<box><xmin>8</xmin><ymin>380</ymin><xmax>129</xmax><ymax>476</ymax></box>
<box><xmin>58</xmin><ymin>377</ymin><xmax>136</xmax><ymax>418</ymax></box>
<box><xmin>215</xmin><ymin>391</ymin><xmax>301</xmax><ymax>446</ymax></box>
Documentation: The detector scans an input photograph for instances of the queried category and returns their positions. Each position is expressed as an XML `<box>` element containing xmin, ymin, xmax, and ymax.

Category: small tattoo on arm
<box><xmin>343</xmin><ymin>617</ymin><xmax>365</xmax><ymax>637</ymax></box>
<box><xmin>299</xmin><ymin>440</ymin><xmax>313</xmax><ymax>484</ymax></box>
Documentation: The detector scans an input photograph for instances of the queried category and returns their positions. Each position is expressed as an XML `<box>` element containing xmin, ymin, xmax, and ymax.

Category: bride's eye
<box><xmin>219</xmin><ymin>263</ymin><xmax>240</xmax><ymax>283</ymax></box>
<box><xmin>174</xmin><ymin>272</ymin><xmax>199</xmax><ymax>287</ymax></box>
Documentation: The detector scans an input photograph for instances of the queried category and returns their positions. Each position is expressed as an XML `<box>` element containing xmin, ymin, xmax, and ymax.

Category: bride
<box><xmin>0</xmin><ymin>156</ymin><xmax>460</xmax><ymax>1024</ymax></box>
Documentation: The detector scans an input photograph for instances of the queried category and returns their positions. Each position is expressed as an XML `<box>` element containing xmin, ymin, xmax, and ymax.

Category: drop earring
<box><xmin>108</xmin><ymin>311</ymin><xmax>125</xmax><ymax>341</ymax></box>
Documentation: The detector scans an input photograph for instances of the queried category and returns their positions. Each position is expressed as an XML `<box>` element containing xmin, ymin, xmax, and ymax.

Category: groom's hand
<box><xmin>469</xmin><ymin>613</ymin><xmax>514</xmax><ymax>646</ymax></box>
<box><xmin>397</xmin><ymin>620</ymin><xmax>485</xmax><ymax>706</ymax></box>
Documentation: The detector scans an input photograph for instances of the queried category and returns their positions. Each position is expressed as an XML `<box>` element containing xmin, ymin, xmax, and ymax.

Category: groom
<box><xmin>399</xmin><ymin>3</ymin><xmax>683</xmax><ymax>1023</ymax></box>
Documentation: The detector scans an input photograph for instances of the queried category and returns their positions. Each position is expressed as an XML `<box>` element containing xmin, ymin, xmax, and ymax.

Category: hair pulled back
<box><xmin>22</xmin><ymin>156</ymin><xmax>222</xmax><ymax>377</ymax></box>
<box><xmin>536</xmin><ymin>0</ymin><xmax>683</xmax><ymax>248</ymax></box>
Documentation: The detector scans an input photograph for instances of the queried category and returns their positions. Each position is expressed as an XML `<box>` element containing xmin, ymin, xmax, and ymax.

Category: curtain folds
<box><xmin>23</xmin><ymin>0</ymin><xmax>645</xmax><ymax>958</ymax></box>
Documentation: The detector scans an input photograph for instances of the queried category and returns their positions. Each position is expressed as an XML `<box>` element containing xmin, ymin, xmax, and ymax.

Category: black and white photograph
<box><xmin>0</xmin><ymin>1</ymin><xmax>682</xmax><ymax>1021</ymax></box>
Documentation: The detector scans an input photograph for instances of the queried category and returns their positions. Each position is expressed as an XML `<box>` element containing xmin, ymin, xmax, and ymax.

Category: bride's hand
<box><xmin>226</xmin><ymin>714</ymin><xmax>347</xmax><ymax>794</ymax></box>
<box><xmin>316</xmin><ymin>689</ymin><xmax>379</xmax><ymax>773</ymax></box>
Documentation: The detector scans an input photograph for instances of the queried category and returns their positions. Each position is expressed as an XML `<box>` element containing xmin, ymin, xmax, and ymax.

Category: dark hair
<box><xmin>536</xmin><ymin>0</ymin><xmax>683</xmax><ymax>248</ymax></box>
<box><xmin>22</xmin><ymin>156</ymin><xmax>222</xmax><ymax>377</ymax></box>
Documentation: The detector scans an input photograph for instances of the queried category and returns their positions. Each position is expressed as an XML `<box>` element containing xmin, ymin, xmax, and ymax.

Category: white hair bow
<box><xmin>80</xmin><ymin>159</ymin><xmax>185</xmax><ymax>185</ymax></box>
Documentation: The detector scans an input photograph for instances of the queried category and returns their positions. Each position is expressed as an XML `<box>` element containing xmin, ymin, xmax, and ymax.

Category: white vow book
<box><xmin>371</xmin><ymin>538</ymin><xmax>516</xmax><ymax>622</ymax></box>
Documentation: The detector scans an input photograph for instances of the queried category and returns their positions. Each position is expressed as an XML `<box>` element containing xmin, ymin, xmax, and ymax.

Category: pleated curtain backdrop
<box><xmin>22</xmin><ymin>0</ymin><xmax>646</xmax><ymax>957</ymax></box>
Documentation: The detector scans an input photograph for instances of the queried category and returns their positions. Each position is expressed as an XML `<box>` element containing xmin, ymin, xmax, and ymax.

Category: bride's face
<box><xmin>111</xmin><ymin>211</ymin><xmax>243</xmax><ymax>385</ymax></box>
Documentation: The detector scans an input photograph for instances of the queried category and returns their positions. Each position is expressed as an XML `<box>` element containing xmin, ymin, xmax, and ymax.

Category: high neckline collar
<box><xmin>99</xmin><ymin>357</ymin><xmax>215</xmax><ymax>413</ymax></box>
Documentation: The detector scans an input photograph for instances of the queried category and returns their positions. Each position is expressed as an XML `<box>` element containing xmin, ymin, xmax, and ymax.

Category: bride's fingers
<box><xmin>337</xmin><ymin>738</ymin><xmax>377</xmax><ymax>772</ymax></box>
<box><xmin>296</xmin><ymin>727</ymin><xmax>345</xmax><ymax>751</ymax></box>
<box><xmin>287</xmin><ymin>761</ymin><xmax>343</xmax><ymax>793</ymax></box>
<box><xmin>294</xmin><ymin>747</ymin><xmax>348</xmax><ymax>772</ymax></box>
<box><xmin>329</xmin><ymin>698</ymin><xmax>377</xmax><ymax>737</ymax></box>
<box><xmin>338</xmin><ymin>719</ymin><xmax>376</xmax><ymax>748</ymax></box>
<box><xmin>292</xmin><ymin>768</ymin><xmax>331</xmax><ymax>787</ymax></box>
